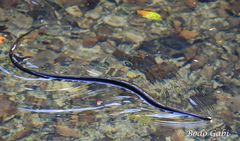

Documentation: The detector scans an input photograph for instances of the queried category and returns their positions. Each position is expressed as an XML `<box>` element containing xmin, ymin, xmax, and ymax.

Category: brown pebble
<box><xmin>54</xmin><ymin>54</ymin><xmax>73</xmax><ymax>65</ymax></box>
<box><xmin>173</xmin><ymin>20</ymin><xmax>183</xmax><ymax>33</ymax></box>
<box><xmin>201</xmin><ymin>66</ymin><xmax>214</xmax><ymax>79</ymax></box>
<box><xmin>78</xmin><ymin>111</ymin><xmax>96</xmax><ymax>125</ymax></box>
<box><xmin>179</xmin><ymin>30</ymin><xmax>199</xmax><ymax>40</ymax></box>
<box><xmin>70</xmin><ymin>114</ymin><xmax>79</xmax><ymax>126</ymax></box>
<box><xmin>171</xmin><ymin>129</ymin><xmax>185</xmax><ymax>141</ymax></box>
<box><xmin>112</xmin><ymin>49</ymin><xmax>131</xmax><ymax>61</ymax></box>
<box><xmin>185</xmin><ymin>0</ymin><xmax>198</xmax><ymax>9</ymax></box>
<box><xmin>145</xmin><ymin>62</ymin><xmax>178</xmax><ymax>82</ymax></box>
<box><xmin>31</xmin><ymin>50</ymin><xmax>58</xmax><ymax>67</ymax></box>
<box><xmin>221</xmin><ymin>110</ymin><xmax>234</xmax><ymax>123</ymax></box>
<box><xmin>154</xmin><ymin>126</ymin><xmax>175</xmax><ymax>138</ymax></box>
<box><xmin>0</xmin><ymin>0</ymin><xmax>19</xmax><ymax>8</ymax></box>
<box><xmin>56</xmin><ymin>125</ymin><xmax>79</xmax><ymax>137</ymax></box>
<box><xmin>11</xmin><ymin>128</ymin><xmax>32</xmax><ymax>140</ymax></box>
<box><xmin>82</xmin><ymin>37</ymin><xmax>98</xmax><ymax>48</ymax></box>
<box><xmin>184</xmin><ymin>45</ymin><xmax>198</xmax><ymax>60</ymax></box>
<box><xmin>229</xmin><ymin>96</ymin><xmax>240</xmax><ymax>112</ymax></box>
<box><xmin>224</xmin><ymin>0</ymin><xmax>240</xmax><ymax>17</ymax></box>
<box><xmin>190</xmin><ymin>55</ymin><xmax>208</xmax><ymax>70</ymax></box>
<box><xmin>24</xmin><ymin>95</ymin><xmax>46</xmax><ymax>107</ymax></box>
<box><xmin>101</xmin><ymin>41</ymin><xmax>115</xmax><ymax>54</ymax></box>
<box><xmin>0</xmin><ymin>95</ymin><xmax>17</xmax><ymax>123</ymax></box>
<box><xmin>96</xmin><ymin>25</ymin><xmax>112</xmax><ymax>41</ymax></box>
<box><xmin>106</xmin><ymin>68</ymin><xmax>116</xmax><ymax>76</ymax></box>
<box><xmin>39</xmin><ymin>82</ymin><xmax>48</xmax><ymax>90</ymax></box>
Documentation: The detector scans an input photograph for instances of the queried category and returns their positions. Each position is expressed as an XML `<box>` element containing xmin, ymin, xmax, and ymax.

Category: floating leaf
<box><xmin>137</xmin><ymin>10</ymin><xmax>162</xmax><ymax>21</ymax></box>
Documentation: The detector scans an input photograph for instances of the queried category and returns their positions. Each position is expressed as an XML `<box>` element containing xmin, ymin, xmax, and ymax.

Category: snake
<box><xmin>9</xmin><ymin>25</ymin><xmax>212</xmax><ymax>121</ymax></box>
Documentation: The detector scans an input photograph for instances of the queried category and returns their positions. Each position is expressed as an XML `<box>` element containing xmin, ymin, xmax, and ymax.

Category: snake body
<box><xmin>9</xmin><ymin>25</ymin><xmax>211</xmax><ymax>121</ymax></box>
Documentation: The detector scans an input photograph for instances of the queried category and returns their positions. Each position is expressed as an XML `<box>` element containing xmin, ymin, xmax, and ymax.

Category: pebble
<box><xmin>112</xmin><ymin>49</ymin><xmax>178</xmax><ymax>82</ymax></box>
<box><xmin>229</xmin><ymin>96</ymin><xmax>240</xmax><ymax>112</ymax></box>
<box><xmin>173</xmin><ymin>19</ymin><xmax>183</xmax><ymax>33</ymax></box>
<box><xmin>145</xmin><ymin>62</ymin><xmax>178</xmax><ymax>83</ymax></box>
<box><xmin>127</xmin><ymin>71</ymin><xmax>139</xmax><ymax>79</ymax></box>
<box><xmin>56</xmin><ymin>124</ymin><xmax>79</xmax><ymax>137</ymax></box>
<box><xmin>129</xmin><ymin>18</ymin><xmax>146</xmax><ymax>27</ymax></box>
<box><xmin>123</xmin><ymin>31</ymin><xmax>144</xmax><ymax>44</ymax></box>
<box><xmin>100</xmin><ymin>42</ymin><xmax>115</xmax><ymax>54</ymax></box>
<box><xmin>82</xmin><ymin>36</ymin><xmax>98</xmax><ymax>48</ymax></box>
<box><xmin>103</xmin><ymin>15</ymin><xmax>127</xmax><ymax>27</ymax></box>
<box><xmin>190</xmin><ymin>55</ymin><xmax>208</xmax><ymax>70</ymax></box>
<box><xmin>221</xmin><ymin>110</ymin><xmax>234</xmax><ymax>123</ymax></box>
<box><xmin>87</xmin><ymin>69</ymin><xmax>103</xmax><ymax>77</ymax></box>
<box><xmin>234</xmin><ymin>64</ymin><xmax>240</xmax><ymax>78</ymax></box>
<box><xmin>184</xmin><ymin>45</ymin><xmax>198</xmax><ymax>60</ymax></box>
<box><xmin>31</xmin><ymin>50</ymin><xmax>58</xmax><ymax>67</ymax></box>
<box><xmin>11</xmin><ymin>128</ymin><xmax>32</xmax><ymax>140</ymax></box>
<box><xmin>0</xmin><ymin>95</ymin><xmax>17</xmax><ymax>123</ymax></box>
<box><xmin>171</xmin><ymin>129</ymin><xmax>185</xmax><ymax>141</ymax></box>
<box><xmin>83</xmin><ymin>0</ymin><xmax>100</xmax><ymax>11</ymax></box>
<box><xmin>225</xmin><ymin>0</ymin><xmax>240</xmax><ymax>17</ymax></box>
<box><xmin>112</xmin><ymin>49</ymin><xmax>131</xmax><ymax>61</ymax></box>
<box><xmin>0</xmin><ymin>0</ymin><xmax>19</xmax><ymax>8</ymax></box>
<box><xmin>96</xmin><ymin>25</ymin><xmax>113</xmax><ymax>41</ymax></box>
<box><xmin>77</xmin><ymin>111</ymin><xmax>96</xmax><ymax>125</ymax></box>
<box><xmin>179</xmin><ymin>30</ymin><xmax>199</xmax><ymax>40</ymax></box>
<box><xmin>65</xmin><ymin>5</ymin><xmax>83</xmax><ymax>17</ymax></box>
<box><xmin>85</xmin><ymin>6</ymin><xmax>102</xmax><ymax>19</ymax></box>
<box><xmin>152</xmin><ymin>127</ymin><xmax>175</xmax><ymax>139</ymax></box>
<box><xmin>77</xmin><ymin>18</ymin><xmax>93</xmax><ymax>29</ymax></box>
<box><xmin>185</xmin><ymin>0</ymin><xmax>198</xmax><ymax>9</ymax></box>
<box><xmin>160</xmin><ymin>36</ymin><xmax>191</xmax><ymax>51</ymax></box>
<box><xmin>0</xmin><ymin>8</ymin><xmax>7</xmax><ymax>21</ymax></box>
<box><xmin>54</xmin><ymin>54</ymin><xmax>73</xmax><ymax>66</ymax></box>
<box><xmin>11</xmin><ymin>12</ymin><xmax>33</xmax><ymax>29</ymax></box>
<box><xmin>200</xmin><ymin>66</ymin><xmax>214</xmax><ymax>79</ymax></box>
<box><xmin>24</xmin><ymin>95</ymin><xmax>47</xmax><ymax>106</ymax></box>
<box><xmin>139</xmin><ymin>36</ymin><xmax>191</xmax><ymax>57</ymax></box>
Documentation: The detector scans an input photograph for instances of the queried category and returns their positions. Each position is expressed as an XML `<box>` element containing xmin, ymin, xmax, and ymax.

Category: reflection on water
<box><xmin>0</xmin><ymin>0</ymin><xmax>239</xmax><ymax>140</ymax></box>
<box><xmin>0</xmin><ymin>51</ymin><xmax>210</xmax><ymax>140</ymax></box>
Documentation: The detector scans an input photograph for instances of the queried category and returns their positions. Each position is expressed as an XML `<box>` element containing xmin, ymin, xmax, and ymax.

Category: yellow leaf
<box><xmin>137</xmin><ymin>10</ymin><xmax>162</xmax><ymax>21</ymax></box>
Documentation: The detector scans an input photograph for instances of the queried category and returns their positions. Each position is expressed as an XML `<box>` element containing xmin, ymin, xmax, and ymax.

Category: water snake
<box><xmin>9</xmin><ymin>25</ymin><xmax>212</xmax><ymax>121</ymax></box>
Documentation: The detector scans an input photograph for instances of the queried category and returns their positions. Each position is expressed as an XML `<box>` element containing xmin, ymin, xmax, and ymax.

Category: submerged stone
<box><xmin>84</xmin><ymin>0</ymin><xmax>100</xmax><ymax>10</ymax></box>
<box><xmin>0</xmin><ymin>95</ymin><xmax>17</xmax><ymax>123</ymax></box>
<box><xmin>144</xmin><ymin>62</ymin><xmax>178</xmax><ymax>83</ymax></box>
<box><xmin>140</xmin><ymin>36</ymin><xmax>190</xmax><ymax>51</ymax></box>
<box><xmin>0</xmin><ymin>0</ymin><xmax>19</xmax><ymax>9</ymax></box>
<box><xmin>225</xmin><ymin>0</ymin><xmax>240</xmax><ymax>17</ymax></box>
<box><xmin>139</xmin><ymin>36</ymin><xmax>191</xmax><ymax>58</ymax></box>
<box><xmin>103</xmin><ymin>15</ymin><xmax>127</xmax><ymax>27</ymax></box>
<box><xmin>158</xmin><ymin>36</ymin><xmax>191</xmax><ymax>50</ymax></box>
<box><xmin>112</xmin><ymin>49</ymin><xmax>178</xmax><ymax>83</ymax></box>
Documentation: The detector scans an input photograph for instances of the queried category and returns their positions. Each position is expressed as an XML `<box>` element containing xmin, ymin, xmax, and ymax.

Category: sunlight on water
<box><xmin>0</xmin><ymin>0</ymin><xmax>239</xmax><ymax>140</ymax></box>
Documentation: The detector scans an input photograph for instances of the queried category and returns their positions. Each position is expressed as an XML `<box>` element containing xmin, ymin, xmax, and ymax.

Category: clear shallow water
<box><xmin>0</xmin><ymin>0</ymin><xmax>239</xmax><ymax>140</ymax></box>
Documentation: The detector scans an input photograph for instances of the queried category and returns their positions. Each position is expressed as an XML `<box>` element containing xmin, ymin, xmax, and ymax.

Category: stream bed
<box><xmin>0</xmin><ymin>0</ymin><xmax>239</xmax><ymax>140</ymax></box>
